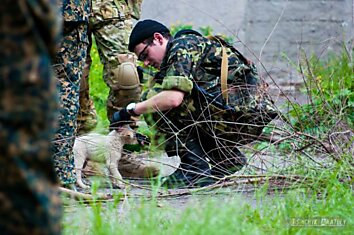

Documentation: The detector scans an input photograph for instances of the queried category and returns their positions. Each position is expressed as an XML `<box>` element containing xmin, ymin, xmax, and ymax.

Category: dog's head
<box><xmin>117</xmin><ymin>125</ymin><xmax>138</xmax><ymax>145</ymax></box>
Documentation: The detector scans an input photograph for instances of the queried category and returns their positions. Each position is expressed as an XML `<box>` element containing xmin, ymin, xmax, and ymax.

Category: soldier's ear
<box><xmin>153</xmin><ymin>33</ymin><xmax>164</xmax><ymax>45</ymax></box>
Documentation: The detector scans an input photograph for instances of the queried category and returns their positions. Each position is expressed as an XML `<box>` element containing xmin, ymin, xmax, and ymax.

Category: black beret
<box><xmin>128</xmin><ymin>19</ymin><xmax>170</xmax><ymax>52</ymax></box>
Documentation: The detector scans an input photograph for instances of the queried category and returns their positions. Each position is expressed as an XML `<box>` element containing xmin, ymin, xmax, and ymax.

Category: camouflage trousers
<box><xmin>52</xmin><ymin>22</ymin><xmax>89</xmax><ymax>185</ymax></box>
<box><xmin>77</xmin><ymin>4</ymin><xmax>141</xmax><ymax>126</ymax></box>
<box><xmin>77</xmin><ymin>30</ymin><xmax>98</xmax><ymax>135</ymax></box>
<box><xmin>0</xmin><ymin>57</ymin><xmax>62</xmax><ymax>234</ymax></box>
<box><xmin>95</xmin><ymin>17</ymin><xmax>142</xmax><ymax>120</ymax></box>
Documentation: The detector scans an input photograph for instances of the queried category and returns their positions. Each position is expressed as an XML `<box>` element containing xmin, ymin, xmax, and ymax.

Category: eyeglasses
<box><xmin>138</xmin><ymin>43</ymin><xmax>150</xmax><ymax>61</ymax></box>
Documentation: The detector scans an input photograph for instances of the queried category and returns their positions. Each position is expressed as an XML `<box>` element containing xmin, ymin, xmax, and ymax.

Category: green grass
<box><xmin>88</xmin><ymin>40</ymin><xmax>109</xmax><ymax>131</ymax></box>
<box><xmin>63</xmin><ymin>168</ymin><xmax>353</xmax><ymax>234</ymax></box>
<box><xmin>287</xmin><ymin>49</ymin><xmax>354</xmax><ymax>133</ymax></box>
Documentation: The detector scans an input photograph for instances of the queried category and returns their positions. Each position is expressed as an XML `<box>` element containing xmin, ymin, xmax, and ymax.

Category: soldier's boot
<box><xmin>162</xmin><ymin>139</ymin><xmax>215</xmax><ymax>188</ymax></box>
<box><xmin>83</xmin><ymin>151</ymin><xmax>179</xmax><ymax>180</ymax></box>
<box><xmin>77</xmin><ymin>40</ymin><xmax>98</xmax><ymax>135</ymax></box>
<box><xmin>118</xmin><ymin>151</ymin><xmax>181</xmax><ymax>178</ymax></box>
<box><xmin>118</xmin><ymin>152</ymin><xmax>160</xmax><ymax>178</ymax></box>
<box><xmin>210</xmin><ymin>146</ymin><xmax>247</xmax><ymax>178</ymax></box>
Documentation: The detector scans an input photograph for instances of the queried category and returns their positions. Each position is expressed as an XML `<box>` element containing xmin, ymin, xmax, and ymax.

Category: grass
<box><xmin>88</xmin><ymin>40</ymin><xmax>109</xmax><ymax>131</ymax></box>
<box><xmin>65</xmin><ymin>39</ymin><xmax>354</xmax><ymax>234</ymax></box>
<box><xmin>63</xmin><ymin>167</ymin><xmax>353</xmax><ymax>234</ymax></box>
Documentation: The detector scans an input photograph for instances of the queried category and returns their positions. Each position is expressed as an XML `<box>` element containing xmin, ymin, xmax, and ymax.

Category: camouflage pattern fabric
<box><xmin>59</xmin><ymin>0</ymin><xmax>91</xmax><ymax>22</ymax></box>
<box><xmin>77</xmin><ymin>0</ymin><xmax>143</xmax><ymax>132</ymax></box>
<box><xmin>0</xmin><ymin>1</ymin><xmax>62</xmax><ymax>234</ymax></box>
<box><xmin>143</xmin><ymin>33</ymin><xmax>277</xmax><ymax>153</ymax></box>
<box><xmin>91</xmin><ymin>0</ymin><xmax>143</xmax><ymax>120</ymax></box>
<box><xmin>52</xmin><ymin>0</ymin><xmax>90</xmax><ymax>185</ymax></box>
<box><xmin>77</xmin><ymin>30</ymin><xmax>98</xmax><ymax>135</ymax></box>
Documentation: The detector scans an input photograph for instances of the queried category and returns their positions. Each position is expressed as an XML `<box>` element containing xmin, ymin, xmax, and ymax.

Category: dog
<box><xmin>73</xmin><ymin>125</ymin><xmax>137</xmax><ymax>189</ymax></box>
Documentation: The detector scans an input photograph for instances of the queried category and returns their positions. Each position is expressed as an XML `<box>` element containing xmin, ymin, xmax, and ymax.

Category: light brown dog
<box><xmin>73</xmin><ymin>126</ymin><xmax>137</xmax><ymax>189</ymax></box>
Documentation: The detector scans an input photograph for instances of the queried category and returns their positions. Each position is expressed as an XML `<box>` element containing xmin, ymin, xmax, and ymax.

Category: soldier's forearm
<box><xmin>135</xmin><ymin>90</ymin><xmax>185</xmax><ymax>115</ymax></box>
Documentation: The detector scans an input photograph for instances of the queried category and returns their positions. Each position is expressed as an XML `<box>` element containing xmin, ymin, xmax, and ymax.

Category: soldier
<box><xmin>0</xmin><ymin>1</ymin><xmax>62</xmax><ymax>234</ymax></box>
<box><xmin>52</xmin><ymin>0</ymin><xmax>91</xmax><ymax>186</ymax></box>
<box><xmin>112</xmin><ymin>20</ymin><xmax>277</xmax><ymax>188</ymax></box>
<box><xmin>77</xmin><ymin>0</ymin><xmax>143</xmax><ymax>135</ymax></box>
<box><xmin>77</xmin><ymin>0</ymin><xmax>155</xmax><ymax>180</ymax></box>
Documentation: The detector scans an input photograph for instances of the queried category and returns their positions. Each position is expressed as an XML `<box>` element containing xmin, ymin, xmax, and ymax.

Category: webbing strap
<box><xmin>220</xmin><ymin>45</ymin><xmax>229</xmax><ymax>104</ymax></box>
<box><xmin>208</xmin><ymin>36</ymin><xmax>229</xmax><ymax>104</ymax></box>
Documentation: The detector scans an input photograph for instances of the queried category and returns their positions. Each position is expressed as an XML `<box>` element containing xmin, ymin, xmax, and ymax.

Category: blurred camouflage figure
<box><xmin>113</xmin><ymin>20</ymin><xmax>278</xmax><ymax>188</ymax></box>
<box><xmin>0</xmin><ymin>0</ymin><xmax>62</xmax><ymax>234</ymax></box>
<box><xmin>77</xmin><ymin>0</ymin><xmax>143</xmax><ymax>134</ymax></box>
<box><xmin>52</xmin><ymin>0</ymin><xmax>91</xmax><ymax>186</ymax></box>
<box><xmin>77</xmin><ymin>30</ymin><xmax>98</xmax><ymax>135</ymax></box>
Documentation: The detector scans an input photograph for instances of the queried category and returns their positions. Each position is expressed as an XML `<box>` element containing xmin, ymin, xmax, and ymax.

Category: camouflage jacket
<box><xmin>92</xmin><ymin>0</ymin><xmax>143</xmax><ymax>20</ymax></box>
<box><xmin>60</xmin><ymin>0</ymin><xmax>91</xmax><ymax>22</ymax></box>
<box><xmin>127</xmin><ymin>0</ymin><xmax>143</xmax><ymax>19</ymax></box>
<box><xmin>143</xmin><ymin>31</ymin><xmax>277</xmax><ymax>147</ymax></box>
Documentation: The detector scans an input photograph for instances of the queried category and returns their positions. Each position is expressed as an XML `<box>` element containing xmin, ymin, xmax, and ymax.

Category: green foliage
<box><xmin>288</xmin><ymin>50</ymin><xmax>354</xmax><ymax>134</ymax></box>
<box><xmin>169</xmin><ymin>23</ymin><xmax>193</xmax><ymax>35</ymax></box>
<box><xmin>64</xmin><ymin>165</ymin><xmax>353</xmax><ymax>234</ymax></box>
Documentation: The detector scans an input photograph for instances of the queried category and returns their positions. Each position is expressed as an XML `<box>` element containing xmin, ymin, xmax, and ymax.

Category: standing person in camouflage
<box><xmin>112</xmin><ymin>20</ymin><xmax>277</xmax><ymax>188</ymax></box>
<box><xmin>52</xmin><ymin>0</ymin><xmax>91</xmax><ymax>186</ymax></box>
<box><xmin>89</xmin><ymin>0</ymin><xmax>143</xmax><ymax>122</ymax></box>
<box><xmin>77</xmin><ymin>0</ymin><xmax>155</xmax><ymax>179</ymax></box>
<box><xmin>0</xmin><ymin>1</ymin><xmax>62</xmax><ymax>234</ymax></box>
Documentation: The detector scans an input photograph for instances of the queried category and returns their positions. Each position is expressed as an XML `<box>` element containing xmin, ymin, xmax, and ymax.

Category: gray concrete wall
<box><xmin>140</xmin><ymin>0</ymin><xmax>353</xmax><ymax>102</ymax></box>
<box><xmin>243</xmin><ymin>0</ymin><xmax>353</xmax><ymax>80</ymax></box>
<box><xmin>141</xmin><ymin>0</ymin><xmax>247</xmax><ymax>37</ymax></box>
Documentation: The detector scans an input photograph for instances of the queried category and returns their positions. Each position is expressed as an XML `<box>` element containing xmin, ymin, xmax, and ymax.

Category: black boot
<box><xmin>210</xmin><ymin>146</ymin><xmax>247</xmax><ymax>178</ymax></box>
<box><xmin>162</xmin><ymin>139</ymin><xmax>215</xmax><ymax>188</ymax></box>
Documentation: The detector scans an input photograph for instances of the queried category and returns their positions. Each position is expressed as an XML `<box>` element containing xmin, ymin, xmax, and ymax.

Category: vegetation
<box><xmin>288</xmin><ymin>50</ymin><xmax>354</xmax><ymax>134</ymax></box>
<box><xmin>87</xmin><ymin>41</ymin><xmax>109</xmax><ymax>131</ymax></box>
<box><xmin>63</xmin><ymin>167</ymin><xmax>353</xmax><ymax>234</ymax></box>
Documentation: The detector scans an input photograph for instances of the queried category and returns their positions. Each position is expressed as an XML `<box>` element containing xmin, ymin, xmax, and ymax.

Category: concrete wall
<box><xmin>140</xmin><ymin>0</ymin><xmax>353</xmax><ymax>101</ymax></box>
<box><xmin>243</xmin><ymin>0</ymin><xmax>353</xmax><ymax>80</ymax></box>
<box><xmin>141</xmin><ymin>0</ymin><xmax>248</xmax><ymax>37</ymax></box>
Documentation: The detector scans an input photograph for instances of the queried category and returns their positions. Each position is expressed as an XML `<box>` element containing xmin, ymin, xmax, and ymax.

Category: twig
<box><xmin>295</xmin><ymin>131</ymin><xmax>332</xmax><ymax>154</ymax></box>
<box><xmin>59</xmin><ymin>187</ymin><xmax>110</xmax><ymax>201</ymax></box>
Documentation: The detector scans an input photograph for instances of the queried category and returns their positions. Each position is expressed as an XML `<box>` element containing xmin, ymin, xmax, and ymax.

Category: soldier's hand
<box><xmin>110</xmin><ymin>108</ymin><xmax>132</xmax><ymax>129</ymax></box>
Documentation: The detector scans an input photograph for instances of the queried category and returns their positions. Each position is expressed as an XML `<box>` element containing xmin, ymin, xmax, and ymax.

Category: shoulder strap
<box><xmin>174</xmin><ymin>29</ymin><xmax>202</xmax><ymax>38</ymax></box>
<box><xmin>208</xmin><ymin>36</ymin><xmax>229</xmax><ymax>104</ymax></box>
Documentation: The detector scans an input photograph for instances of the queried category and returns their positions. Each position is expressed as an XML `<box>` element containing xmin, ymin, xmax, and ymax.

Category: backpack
<box><xmin>175</xmin><ymin>29</ymin><xmax>278</xmax><ymax>144</ymax></box>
